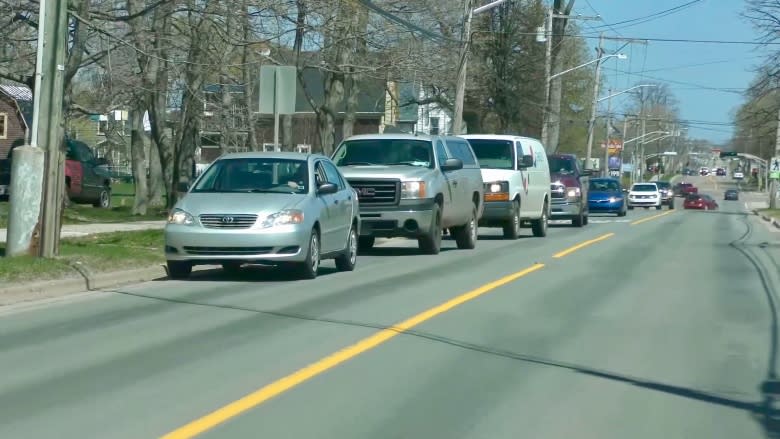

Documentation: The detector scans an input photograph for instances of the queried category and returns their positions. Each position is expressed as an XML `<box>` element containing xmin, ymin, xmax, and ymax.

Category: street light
<box><xmin>584</xmin><ymin>50</ymin><xmax>627</xmax><ymax>172</ymax></box>
<box><xmin>600</xmin><ymin>84</ymin><xmax>655</xmax><ymax>177</ymax></box>
<box><xmin>452</xmin><ymin>0</ymin><xmax>508</xmax><ymax>135</ymax></box>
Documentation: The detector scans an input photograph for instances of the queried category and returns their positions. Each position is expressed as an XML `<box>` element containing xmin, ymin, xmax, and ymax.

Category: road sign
<box><xmin>720</xmin><ymin>151</ymin><xmax>738</xmax><ymax>159</ymax></box>
<box><xmin>258</xmin><ymin>65</ymin><xmax>297</xmax><ymax>150</ymax></box>
<box><xmin>609</xmin><ymin>170</ymin><xmax>620</xmax><ymax>177</ymax></box>
<box><xmin>771</xmin><ymin>156</ymin><xmax>780</xmax><ymax>179</ymax></box>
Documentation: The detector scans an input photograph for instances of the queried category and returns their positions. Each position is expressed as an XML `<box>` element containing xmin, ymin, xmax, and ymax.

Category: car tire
<box><xmin>453</xmin><ymin>207</ymin><xmax>478</xmax><ymax>250</ymax></box>
<box><xmin>531</xmin><ymin>201</ymin><xmax>548</xmax><ymax>237</ymax></box>
<box><xmin>418</xmin><ymin>203</ymin><xmax>442</xmax><ymax>255</ymax></box>
<box><xmin>357</xmin><ymin>236</ymin><xmax>375</xmax><ymax>252</ymax></box>
<box><xmin>93</xmin><ymin>186</ymin><xmax>111</xmax><ymax>208</ymax></box>
<box><xmin>503</xmin><ymin>200</ymin><xmax>521</xmax><ymax>240</ymax></box>
<box><xmin>222</xmin><ymin>261</ymin><xmax>242</xmax><ymax>275</ymax></box>
<box><xmin>167</xmin><ymin>261</ymin><xmax>192</xmax><ymax>279</ymax></box>
<box><xmin>335</xmin><ymin>225</ymin><xmax>358</xmax><ymax>272</ymax></box>
<box><xmin>572</xmin><ymin>210</ymin><xmax>584</xmax><ymax>227</ymax></box>
<box><xmin>628</xmin><ymin>205</ymin><xmax>634</xmax><ymax>210</ymax></box>
<box><xmin>617</xmin><ymin>206</ymin><xmax>627</xmax><ymax>217</ymax></box>
<box><xmin>668</xmin><ymin>201</ymin><xmax>675</xmax><ymax>210</ymax></box>
<box><xmin>583</xmin><ymin>213</ymin><xmax>589</xmax><ymax>225</ymax></box>
<box><xmin>296</xmin><ymin>229</ymin><xmax>320</xmax><ymax>279</ymax></box>
<box><xmin>656</xmin><ymin>205</ymin><xmax>662</xmax><ymax>210</ymax></box>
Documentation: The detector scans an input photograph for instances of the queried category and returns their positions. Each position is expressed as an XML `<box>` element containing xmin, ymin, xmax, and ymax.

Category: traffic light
<box><xmin>720</xmin><ymin>151</ymin><xmax>738</xmax><ymax>159</ymax></box>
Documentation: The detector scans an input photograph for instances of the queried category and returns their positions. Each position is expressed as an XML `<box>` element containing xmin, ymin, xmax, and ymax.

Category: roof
<box><xmin>459</xmin><ymin>134</ymin><xmax>537</xmax><ymax>141</ymax></box>
<box><xmin>0</xmin><ymin>84</ymin><xmax>32</xmax><ymax>101</ymax></box>
<box><xmin>0</xmin><ymin>84</ymin><xmax>33</xmax><ymax>129</ymax></box>
<box><xmin>217</xmin><ymin>151</ymin><xmax>323</xmax><ymax>161</ymax></box>
<box><xmin>342</xmin><ymin>133</ymin><xmax>436</xmax><ymax>142</ymax></box>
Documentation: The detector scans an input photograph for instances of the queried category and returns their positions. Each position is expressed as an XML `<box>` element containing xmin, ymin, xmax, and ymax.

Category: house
<box><xmin>385</xmin><ymin>81</ymin><xmax>454</xmax><ymax>135</ymax></box>
<box><xmin>0</xmin><ymin>84</ymin><xmax>32</xmax><ymax>159</ymax></box>
<box><xmin>198</xmin><ymin>67</ymin><xmax>387</xmax><ymax>162</ymax></box>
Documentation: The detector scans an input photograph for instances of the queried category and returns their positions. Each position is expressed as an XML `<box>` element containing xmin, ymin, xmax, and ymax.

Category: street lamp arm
<box><xmin>473</xmin><ymin>0</ymin><xmax>508</xmax><ymax>14</ymax></box>
<box><xmin>550</xmin><ymin>53</ymin><xmax>625</xmax><ymax>80</ymax></box>
<box><xmin>597</xmin><ymin>84</ymin><xmax>656</xmax><ymax>103</ymax></box>
<box><xmin>623</xmin><ymin>131</ymin><xmax>668</xmax><ymax>145</ymax></box>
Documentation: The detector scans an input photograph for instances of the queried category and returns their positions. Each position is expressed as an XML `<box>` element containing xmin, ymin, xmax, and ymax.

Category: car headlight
<box><xmin>484</xmin><ymin>181</ymin><xmax>510</xmax><ymax>201</ymax></box>
<box><xmin>401</xmin><ymin>181</ymin><xmax>426</xmax><ymax>199</ymax></box>
<box><xmin>609</xmin><ymin>197</ymin><xmax>621</xmax><ymax>203</ymax></box>
<box><xmin>261</xmin><ymin>209</ymin><xmax>305</xmax><ymax>228</ymax></box>
<box><xmin>168</xmin><ymin>209</ymin><xmax>195</xmax><ymax>225</ymax></box>
<box><xmin>566</xmin><ymin>187</ymin><xmax>581</xmax><ymax>199</ymax></box>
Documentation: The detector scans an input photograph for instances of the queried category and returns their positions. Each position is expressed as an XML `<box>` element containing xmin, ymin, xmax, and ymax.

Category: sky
<box><xmin>571</xmin><ymin>0</ymin><xmax>771</xmax><ymax>144</ymax></box>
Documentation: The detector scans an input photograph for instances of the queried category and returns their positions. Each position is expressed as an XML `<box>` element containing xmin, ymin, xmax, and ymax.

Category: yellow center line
<box><xmin>630</xmin><ymin>210</ymin><xmax>675</xmax><ymax>226</ymax></box>
<box><xmin>161</xmin><ymin>263</ymin><xmax>546</xmax><ymax>439</ymax></box>
<box><xmin>552</xmin><ymin>233</ymin><xmax>615</xmax><ymax>259</ymax></box>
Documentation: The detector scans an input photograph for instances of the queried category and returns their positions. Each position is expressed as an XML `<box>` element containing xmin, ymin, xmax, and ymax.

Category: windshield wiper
<box><xmin>341</xmin><ymin>161</ymin><xmax>376</xmax><ymax>166</ymax></box>
<box><xmin>386</xmin><ymin>162</ymin><xmax>427</xmax><ymax>167</ymax></box>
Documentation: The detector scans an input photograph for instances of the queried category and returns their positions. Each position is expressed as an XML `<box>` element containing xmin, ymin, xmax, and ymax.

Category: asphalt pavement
<box><xmin>1</xmin><ymin>175</ymin><xmax>779</xmax><ymax>439</ymax></box>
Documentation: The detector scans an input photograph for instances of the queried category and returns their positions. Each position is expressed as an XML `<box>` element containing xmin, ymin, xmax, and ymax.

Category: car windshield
<box><xmin>632</xmin><ymin>184</ymin><xmax>657</xmax><ymax>192</ymax></box>
<box><xmin>655</xmin><ymin>182</ymin><xmax>670</xmax><ymax>189</ymax></box>
<box><xmin>332</xmin><ymin>139</ymin><xmax>434</xmax><ymax>168</ymax></box>
<box><xmin>686</xmin><ymin>194</ymin><xmax>702</xmax><ymax>200</ymax></box>
<box><xmin>589</xmin><ymin>179</ymin><xmax>620</xmax><ymax>191</ymax></box>
<box><xmin>192</xmin><ymin>157</ymin><xmax>309</xmax><ymax>194</ymax></box>
<box><xmin>466</xmin><ymin>139</ymin><xmax>514</xmax><ymax>170</ymax></box>
<box><xmin>548</xmin><ymin>157</ymin><xmax>575</xmax><ymax>175</ymax></box>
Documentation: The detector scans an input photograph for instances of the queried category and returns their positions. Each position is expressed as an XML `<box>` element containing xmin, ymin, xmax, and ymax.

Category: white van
<box><xmin>459</xmin><ymin>134</ymin><xmax>551</xmax><ymax>239</ymax></box>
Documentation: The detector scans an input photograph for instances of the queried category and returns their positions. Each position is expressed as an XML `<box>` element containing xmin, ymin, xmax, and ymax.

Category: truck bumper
<box><xmin>358</xmin><ymin>199</ymin><xmax>436</xmax><ymax>238</ymax></box>
<box><xmin>478</xmin><ymin>200</ymin><xmax>514</xmax><ymax>227</ymax></box>
<box><xmin>550</xmin><ymin>200</ymin><xmax>581</xmax><ymax>219</ymax></box>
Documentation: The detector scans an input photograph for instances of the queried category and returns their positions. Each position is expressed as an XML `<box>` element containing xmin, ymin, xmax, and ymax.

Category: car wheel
<box><xmin>453</xmin><ymin>207</ymin><xmax>478</xmax><ymax>249</ymax></box>
<box><xmin>656</xmin><ymin>205</ymin><xmax>662</xmax><ymax>210</ymax></box>
<box><xmin>668</xmin><ymin>201</ymin><xmax>675</xmax><ymax>210</ymax></box>
<box><xmin>93</xmin><ymin>186</ymin><xmax>111</xmax><ymax>208</ymax></box>
<box><xmin>418</xmin><ymin>203</ymin><xmax>442</xmax><ymax>255</ymax></box>
<box><xmin>296</xmin><ymin>229</ymin><xmax>320</xmax><ymax>279</ymax></box>
<box><xmin>221</xmin><ymin>261</ymin><xmax>242</xmax><ymax>275</ymax></box>
<box><xmin>503</xmin><ymin>200</ymin><xmax>521</xmax><ymax>240</ymax></box>
<box><xmin>572</xmin><ymin>210</ymin><xmax>584</xmax><ymax>227</ymax></box>
<box><xmin>335</xmin><ymin>225</ymin><xmax>358</xmax><ymax>272</ymax></box>
<box><xmin>583</xmin><ymin>214</ymin><xmax>589</xmax><ymax>225</ymax></box>
<box><xmin>531</xmin><ymin>202</ymin><xmax>548</xmax><ymax>237</ymax></box>
<box><xmin>357</xmin><ymin>236</ymin><xmax>375</xmax><ymax>252</ymax></box>
<box><xmin>628</xmin><ymin>205</ymin><xmax>634</xmax><ymax>210</ymax></box>
<box><xmin>167</xmin><ymin>261</ymin><xmax>192</xmax><ymax>279</ymax></box>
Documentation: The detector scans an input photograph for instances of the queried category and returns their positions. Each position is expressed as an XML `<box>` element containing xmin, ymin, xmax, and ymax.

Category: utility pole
<box><xmin>584</xmin><ymin>32</ymin><xmax>605</xmax><ymax>172</ymax></box>
<box><xmin>539</xmin><ymin>10</ymin><xmax>600</xmax><ymax>149</ymax></box>
<box><xmin>602</xmin><ymin>87</ymin><xmax>613</xmax><ymax>177</ymax></box>
<box><xmin>452</xmin><ymin>0</ymin><xmax>475</xmax><ymax>135</ymax></box>
<box><xmin>770</xmin><ymin>107</ymin><xmax>780</xmax><ymax>210</ymax></box>
<box><xmin>638</xmin><ymin>113</ymin><xmax>647</xmax><ymax>182</ymax></box>
<box><xmin>37</xmin><ymin>0</ymin><xmax>69</xmax><ymax>258</ymax></box>
<box><xmin>540</xmin><ymin>7</ymin><xmax>553</xmax><ymax>147</ymax></box>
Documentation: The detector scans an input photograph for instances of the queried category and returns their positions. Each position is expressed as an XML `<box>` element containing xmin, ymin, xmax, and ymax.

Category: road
<box><xmin>1</xmin><ymin>176</ymin><xmax>779</xmax><ymax>439</ymax></box>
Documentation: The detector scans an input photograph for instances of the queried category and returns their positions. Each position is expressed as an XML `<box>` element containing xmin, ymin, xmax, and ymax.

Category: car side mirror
<box><xmin>518</xmin><ymin>154</ymin><xmax>534</xmax><ymax>169</ymax></box>
<box><xmin>317</xmin><ymin>182</ymin><xmax>338</xmax><ymax>195</ymax></box>
<box><xmin>177</xmin><ymin>181</ymin><xmax>190</xmax><ymax>192</ymax></box>
<box><xmin>440</xmin><ymin>158</ymin><xmax>463</xmax><ymax>172</ymax></box>
<box><xmin>622</xmin><ymin>188</ymin><xmax>628</xmax><ymax>193</ymax></box>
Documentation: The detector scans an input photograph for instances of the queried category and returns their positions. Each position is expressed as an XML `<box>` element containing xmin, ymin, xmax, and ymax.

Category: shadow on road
<box><xmin>360</xmin><ymin>246</ymin><xmax>459</xmax><ymax>257</ymax></box>
<box><xmin>157</xmin><ymin>264</ymin><xmax>341</xmax><ymax>282</ymax></box>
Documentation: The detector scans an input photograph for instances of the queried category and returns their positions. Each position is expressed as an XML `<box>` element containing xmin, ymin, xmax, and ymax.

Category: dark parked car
<box><xmin>674</xmin><ymin>182</ymin><xmax>698</xmax><ymax>197</ymax></box>
<box><xmin>548</xmin><ymin>153</ymin><xmax>590</xmax><ymax>227</ymax></box>
<box><xmin>724</xmin><ymin>189</ymin><xmax>739</xmax><ymax>200</ymax></box>
<box><xmin>587</xmin><ymin>178</ymin><xmax>626</xmax><ymax>216</ymax></box>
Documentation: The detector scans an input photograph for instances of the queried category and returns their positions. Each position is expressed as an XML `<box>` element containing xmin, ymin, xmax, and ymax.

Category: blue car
<box><xmin>587</xmin><ymin>178</ymin><xmax>627</xmax><ymax>216</ymax></box>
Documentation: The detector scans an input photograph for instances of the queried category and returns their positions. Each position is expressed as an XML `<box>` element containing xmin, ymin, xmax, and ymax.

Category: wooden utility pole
<box><xmin>770</xmin><ymin>107</ymin><xmax>780</xmax><ymax>209</ymax></box>
<box><xmin>36</xmin><ymin>0</ymin><xmax>69</xmax><ymax>258</ymax></box>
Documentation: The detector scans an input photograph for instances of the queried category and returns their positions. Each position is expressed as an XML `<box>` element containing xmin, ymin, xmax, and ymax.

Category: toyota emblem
<box><xmin>221</xmin><ymin>216</ymin><xmax>235</xmax><ymax>224</ymax></box>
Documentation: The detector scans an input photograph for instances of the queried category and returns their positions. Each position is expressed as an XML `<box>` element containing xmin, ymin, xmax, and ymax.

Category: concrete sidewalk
<box><xmin>0</xmin><ymin>221</ymin><xmax>166</xmax><ymax>244</ymax></box>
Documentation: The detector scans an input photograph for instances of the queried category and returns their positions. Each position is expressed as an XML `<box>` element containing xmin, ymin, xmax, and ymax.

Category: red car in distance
<box><xmin>674</xmin><ymin>182</ymin><xmax>698</xmax><ymax>197</ymax></box>
<box><xmin>684</xmin><ymin>193</ymin><xmax>718</xmax><ymax>210</ymax></box>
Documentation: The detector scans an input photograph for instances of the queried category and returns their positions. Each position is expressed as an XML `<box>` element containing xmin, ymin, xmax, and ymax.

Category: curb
<box><xmin>0</xmin><ymin>264</ymin><xmax>168</xmax><ymax>307</ymax></box>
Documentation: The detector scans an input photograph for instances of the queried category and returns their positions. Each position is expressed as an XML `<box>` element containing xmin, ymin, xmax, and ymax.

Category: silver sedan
<box><xmin>165</xmin><ymin>152</ymin><xmax>360</xmax><ymax>279</ymax></box>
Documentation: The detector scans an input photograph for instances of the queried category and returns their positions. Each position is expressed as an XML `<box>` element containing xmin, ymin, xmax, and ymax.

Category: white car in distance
<box><xmin>627</xmin><ymin>182</ymin><xmax>662</xmax><ymax>210</ymax></box>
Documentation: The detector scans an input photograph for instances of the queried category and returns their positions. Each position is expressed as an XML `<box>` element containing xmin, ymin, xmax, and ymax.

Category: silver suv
<box><xmin>332</xmin><ymin>134</ymin><xmax>485</xmax><ymax>254</ymax></box>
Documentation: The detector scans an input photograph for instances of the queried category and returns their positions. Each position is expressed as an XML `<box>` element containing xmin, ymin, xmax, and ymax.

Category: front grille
<box><xmin>348</xmin><ymin>179</ymin><xmax>400</xmax><ymax>205</ymax></box>
<box><xmin>199</xmin><ymin>214</ymin><xmax>258</xmax><ymax>229</ymax></box>
<box><xmin>183</xmin><ymin>246</ymin><xmax>273</xmax><ymax>256</ymax></box>
<box><xmin>550</xmin><ymin>184</ymin><xmax>566</xmax><ymax>199</ymax></box>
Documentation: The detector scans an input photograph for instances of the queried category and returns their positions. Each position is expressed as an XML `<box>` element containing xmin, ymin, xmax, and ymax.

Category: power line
<box><xmin>589</xmin><ymin>0</ymin><xmax>704</xmax><ymax>31</ymax></box>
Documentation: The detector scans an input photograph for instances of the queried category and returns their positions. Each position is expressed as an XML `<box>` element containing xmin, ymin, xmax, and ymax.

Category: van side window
<box><xmin>447</xmin><ymin>139</ymin><xmax>476</xmax><ymax>166</ymax></box>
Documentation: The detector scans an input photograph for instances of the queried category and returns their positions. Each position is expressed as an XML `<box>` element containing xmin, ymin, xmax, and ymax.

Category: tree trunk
<box><xmin>342</xmin><ymin>73</ymin><xmax>357</xmax><ymax>140</ymax></box>
<box><xmin>282</xmin><ymin>115</ymin><xmax>294</xmax><ymax>151</ymax></box>
<box><xmin>148</xmin><ymin>138</ymin><xmax>164</xmax><ymax>207</ymax></box>
<box><xmin>129</xmin><ymin>103</ymin><xmax>149</xmax><ymax>215</ymax></box>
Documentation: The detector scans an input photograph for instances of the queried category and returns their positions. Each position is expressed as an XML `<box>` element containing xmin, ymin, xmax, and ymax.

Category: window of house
<box><xmin>429</xmin><ymin>116</ymin><xmax>440</xmax><ymax>135</ymax></box>
<box><xmin>0</xmin><ymin>113</ymin><xmax>6</xmax><ymax>139</ymax></box>
<box><xmin>98</xmin><ymin>120</ymin><xmax>108</xmax><ymax>136</ymax></box>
